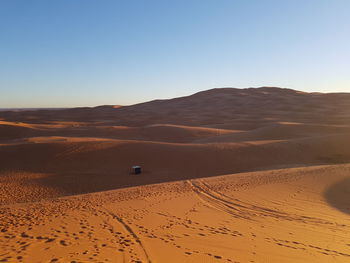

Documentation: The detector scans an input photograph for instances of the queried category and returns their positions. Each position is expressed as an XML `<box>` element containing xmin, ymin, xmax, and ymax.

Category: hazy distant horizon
<box><xmin>0</xmin><ymin>107</ymin><xmax>68</xmax><ymax>111</ymax></box>
<box><xmin>1</xmin><ymin>86</ymin><xmax>350</xmax><ymax>109</ymax></box>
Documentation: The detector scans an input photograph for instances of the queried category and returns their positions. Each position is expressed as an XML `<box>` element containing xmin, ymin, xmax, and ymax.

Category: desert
<box><xmin>0</xmin><ymin>87</ymin><xmax>350</xmax><ymax>262</ymax></box>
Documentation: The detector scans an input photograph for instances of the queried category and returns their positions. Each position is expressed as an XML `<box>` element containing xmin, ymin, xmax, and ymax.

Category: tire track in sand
<box><xmin>187</xmin><ymin>180</ymin><xmax>251</xmax><ymax>220</ymax></box>
<box><xmin>104</xmin><ymin>208</ymin><xmax>152</xmax><ymax>263</ymax></box>
<box><xmin>188</xmin><ymin>180</ymin><xmax>338</xmax><ymax>227</ymax></box>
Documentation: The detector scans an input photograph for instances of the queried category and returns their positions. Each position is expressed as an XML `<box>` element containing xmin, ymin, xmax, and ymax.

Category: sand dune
<box><xmin>0</xmin><ymin>87</ymin><xmax>350</xmax><ymax>262</ymax></box>
<box><xmin>1</xmin><ymin>132</ymin><xmax>350</xmax><ymax>205</ymax></box>
<box><xmin>1</xmin><ymin>87</ymin><xmax>350</xmax><ymax>126</ymax></box>
<box><xmin>1</xmin><ymin>165</ymin><xmax>350</xmax><ymax>262</ymax></box>
<box><xmin>0</xmin><ymin>121</ymin><xmax>237</xmax><ymax>143</ymax></box>
<box><xmin>195</xmin><ymin>122</ymin><xmax>350</xmax><ymax>143</ymax></box>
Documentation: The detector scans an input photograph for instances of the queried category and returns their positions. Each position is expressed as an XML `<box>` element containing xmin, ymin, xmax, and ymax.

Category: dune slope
<box><xmin>1</xmin><ymin>165</ymin><xmax>350</xmax><ymax>263</ymax></box>
<box><xmin>1</xmin><ymin>87</ymin><xmax>350</xmax><ymax>262</ymax></box>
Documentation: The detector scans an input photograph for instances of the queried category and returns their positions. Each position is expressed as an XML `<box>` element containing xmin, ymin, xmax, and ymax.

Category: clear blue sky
<box><xmin>0</xmin><ymin>0</ymin><xmax>349</xmax><ymax>107</ymax></box>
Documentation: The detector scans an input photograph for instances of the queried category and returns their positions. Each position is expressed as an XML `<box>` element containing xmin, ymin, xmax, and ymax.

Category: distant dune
<box><xmin>1</xmin><ymin>87</ymin><xmax>350</xmax><ymax>126</ymax></box>
<box><xmin>0</xmin><ymin>87</ymin><xmax>350</xmax><ymax>262</ymax></box>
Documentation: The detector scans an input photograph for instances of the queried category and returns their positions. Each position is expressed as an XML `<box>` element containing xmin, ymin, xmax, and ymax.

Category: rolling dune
<box><xmin>0</xmin><ymin>87</ymin><xmax>350</xmax><ymax>262</ymax></box>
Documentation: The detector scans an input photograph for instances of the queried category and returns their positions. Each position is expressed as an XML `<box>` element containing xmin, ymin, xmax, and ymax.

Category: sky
<box><xmin>0</xmin><ymin>0</ymin><xmax>349</xmax><ymax>107</ymax></box>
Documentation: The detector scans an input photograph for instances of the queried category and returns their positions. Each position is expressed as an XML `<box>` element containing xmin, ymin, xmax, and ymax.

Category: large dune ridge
<box><xmin>0</xmin><ymin>87</ymin><xmax>350</xmax><ymax>262</ymax></box>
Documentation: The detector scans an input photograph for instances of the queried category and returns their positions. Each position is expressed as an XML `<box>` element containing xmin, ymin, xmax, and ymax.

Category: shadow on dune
<box><xmin>324</xmin><ymin>177</ymin><xmax>350</xmax><ymax>215</ymax></box>
<box><xmin>27</xmin><ymin>170</ymin><xmax>196</xmax><ymax>198</ymax></box>
<box><xmin>1</xmin><ymin>132</ymin><xmax>350</xmax><ymax>204</ymax></box>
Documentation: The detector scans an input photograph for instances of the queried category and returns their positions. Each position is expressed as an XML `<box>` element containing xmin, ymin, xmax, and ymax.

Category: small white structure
<box><xmin>131</xmin><ymin>165</ymin><xmax>142</xmax><ymax>175</ymax></box>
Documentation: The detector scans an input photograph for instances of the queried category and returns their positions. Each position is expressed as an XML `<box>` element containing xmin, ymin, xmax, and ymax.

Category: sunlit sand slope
<box><xmin>1</xmin><ymin>164</ymin><xmax>349</xmax><ymax>263</ymax></box>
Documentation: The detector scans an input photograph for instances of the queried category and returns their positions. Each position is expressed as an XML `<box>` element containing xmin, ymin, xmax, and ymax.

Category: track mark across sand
<box><xmin>104</xmin><ymin>208</ymin><xmax>152</xmax><ymax>263</ymax></box>
<box><xmin>187</xmin><ymin>179</ymin><xmax>338</xmax><ymax>227</ymax></box>
<box><xmin>187</xmin><ymin>180</ymin><xmax>251</xmax><ymax>220</ymax></box>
